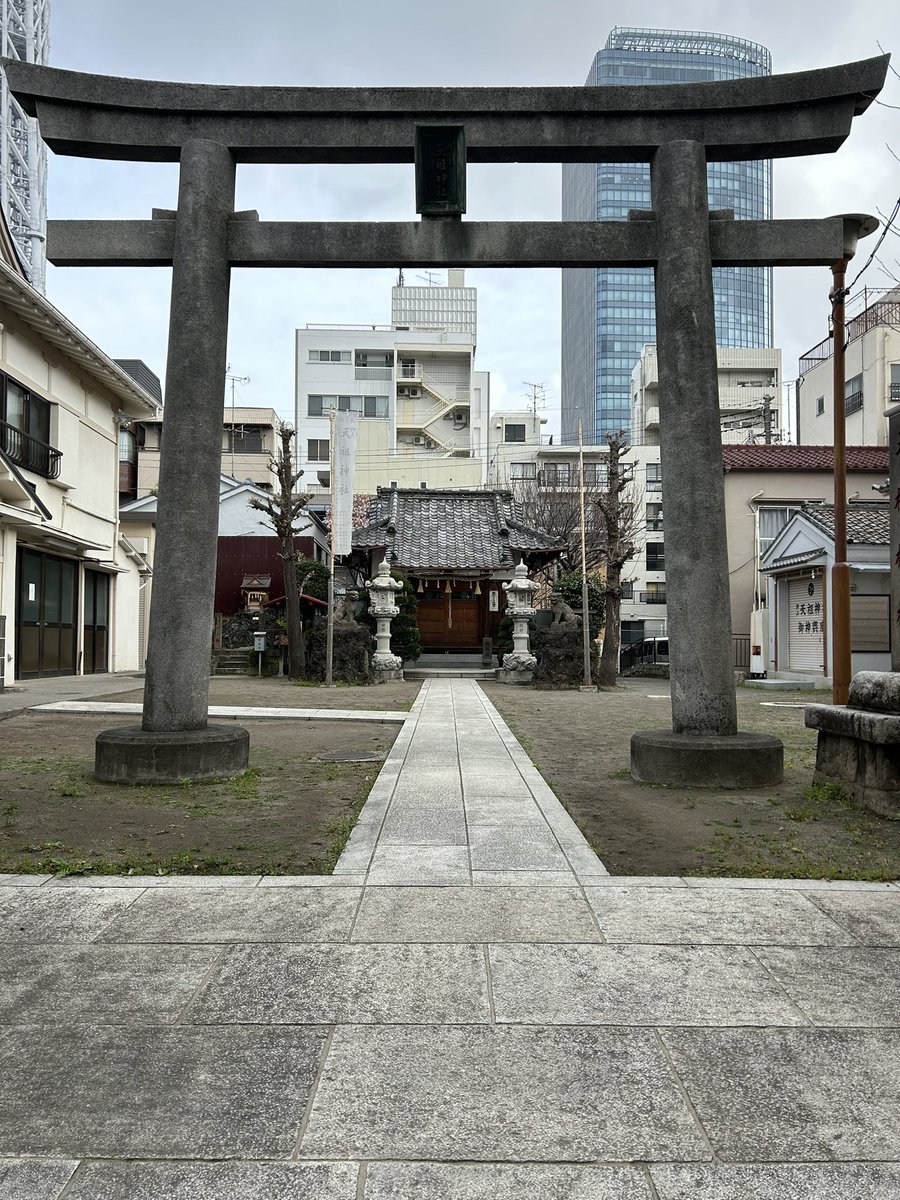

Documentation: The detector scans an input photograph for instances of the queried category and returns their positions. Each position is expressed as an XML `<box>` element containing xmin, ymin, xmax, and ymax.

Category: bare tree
<box><xmin>249</xmin><ymin>423</ymin><xmax>310</xmax><ymax>679</ymax></box>
<box><xmin>596</xmin><ymin>431</ymin><xmax>639</xmax><ymax>688</ymax></box>
<box><xmin>510</xmin><ymin>464</ymin><xmax>607</xmax><ymax>573</ymax></box>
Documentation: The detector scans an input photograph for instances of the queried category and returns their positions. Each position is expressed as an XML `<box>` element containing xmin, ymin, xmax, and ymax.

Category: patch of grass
<box><xmin>1</xmin><ymin>848</ymin><xmax>282</xmax><ymax>878</ymax></box>
<box><xmin>229</xmin><ymin>767</ymin><xmax>261</xmax><ymax>800</ymax></box>
<box><xmin>50</xmin><ymin>773</ymin><xmax>88</xmax><ymax>799</ymax></box>
<box><xmin>608</xmin><ymin>767</ymin><xmax>631</xmax><ymax>780</ymax></box>
<box><xmin>319</xmin><ymin>794</ymin><xmax>367</xmax><ymax>874</ymax></box>
<box><xmin>691</xmin><ymin>827</ymin><xmax>897</xmax><ymax>882</ymax></box>
<box><xmin>2</xmin><ymin>797</ymin><xmax>18</xmax><ymax>829</ymax></box>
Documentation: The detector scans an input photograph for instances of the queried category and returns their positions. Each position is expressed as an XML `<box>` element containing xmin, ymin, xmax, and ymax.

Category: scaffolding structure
<box><xmin>0</xmin><ymin>0</ymin><xmax>49</xmax><ymax>292</ymax></box>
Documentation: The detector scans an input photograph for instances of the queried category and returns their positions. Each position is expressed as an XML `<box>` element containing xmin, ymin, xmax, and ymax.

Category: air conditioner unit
<box><xmin>409</xmin><ymin>388</ymin><xmax>421</xmax><ymax>398</ymax></box>
<box><xmin>413</xmin><ymin>435</ymin><xmax>425</xmax><ymax>445</ymax></box>
<box><xmin>425</xmin><ymin>439</ymin><xmax>435</xmax><ymax>449</ymax></box>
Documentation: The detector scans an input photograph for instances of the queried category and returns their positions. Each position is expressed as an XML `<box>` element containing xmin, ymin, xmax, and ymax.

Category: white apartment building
<box><xmin>0</xmin><ymin>0</ymin><xmax>49</xmax><ymax>291</ymax></box>
<box><xmin>295</xmin><ymin>274</ymin><xmax>493</xmax><ymax>500</ymax></box>
<box><xmin>631</xmin><ymin>344</ymin><xmax>783</xmax><ymax>447</ymax></box>
<box><xmin>797</xmin><ymin>287</ymin><xmax>900</xmax><ymax>447</ymax></box>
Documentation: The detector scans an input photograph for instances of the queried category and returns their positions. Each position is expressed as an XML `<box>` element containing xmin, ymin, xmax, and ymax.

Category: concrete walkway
<box><xmin>333</xmin><ymin>678</ymin><xmax>610</xmax><ymax>885</ymax></box>
<box><xmin>1</xmin><ymin>677</ymin><xmax>899</xmax><ymax>1198</ymax></box>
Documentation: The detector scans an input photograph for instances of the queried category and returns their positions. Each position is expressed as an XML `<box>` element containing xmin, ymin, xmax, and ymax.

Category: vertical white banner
<box><xmin>331</xmin><ymin>409</ymin><xmax>359</xmax><ymax>556</ymax></box>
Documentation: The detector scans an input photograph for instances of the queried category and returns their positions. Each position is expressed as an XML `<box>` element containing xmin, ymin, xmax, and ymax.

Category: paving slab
<box><xmin>0</xmin><ymin>1160</ymin><xmax>78</xmax><ymax>1200</ymax></box>
<box><xmin>585</xmin><ymin>885</ymin><xmax>860</xmax><ymax>945</ymax></box>
<box><xmin>0</xmin><ymin>944</ymin><xmax>222</xmax><ymax>1025</ymax></box>
<box><xmin>352</xmin><ymin>886</ymin><xmax>601</xmax><ymax>943</ymax></box>
<box><xmin>755</xmin><ymin>946</ymin><xmax>900</xmax><ymax>1026</ymax></box>
<box><xmin>661</xmin><ymin>1027</ymin><xmax>900</xmax><ymax>1160</ymax></box>
<box><xmin>802</xmin><ymin>890</ymin><xmax>900</xmax><ymax>944</ymax></box>
<box><xmin>300</xmin><ymin>1025</ymin><xmax>710</xmax><ymax>1162</ymax></box>
<box><xmin>0</xmin><ymin>886</ymin><xmax>141</xmax><ymax>942</ymax></box>
<box><xmin>0</xmin><ymin>1025</ymin><xmax>327</xmax><ymax>1158</ymax></box>
<box><xmin>96</xmin><ymin>886</ymin><xmax>360</xmax><ymax>943</ymax></box>
<box><xmin>365</xmin><ymin>845</ymin><xmax>471</xmax><ymax>885</ymax></box>
<box><xmin>64</xmin><ymin>1161</ymin><xmax>359</xmax><ymax>1199</ymax></box>
<box><xmin>469</xmin><ymin>824</ymin><xmax>571</xmax><ymax>872</ymax></box>
<box><xmin>364</xmin><ymin>1163</ymin><xmax>653</xmax><ymax>1198</ymax></box>
<box><xmin>186</xmin><ymin>943</ymin><xmax>490</xmax><ymax>1024</ymax></box>
<box><xmin>650</xmin><ymin>1163</ymin><xmax>900</xmax><ymax>1199</ymax></box>
<box><xmin>489</xmin><ymin>944</ymin><xmax>807</xmax><ymax>1026</ymax></box>
<box><xmin>0</xmin><ymin>874</ymin><xmax>52</xmax><ymax>887</ymax></box>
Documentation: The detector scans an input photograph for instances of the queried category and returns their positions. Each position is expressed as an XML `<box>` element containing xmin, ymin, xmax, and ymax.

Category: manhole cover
<box><xmin>318</xmin><ymin>751</ymin><xmax>385</xmax><ymax>763</ymax></box>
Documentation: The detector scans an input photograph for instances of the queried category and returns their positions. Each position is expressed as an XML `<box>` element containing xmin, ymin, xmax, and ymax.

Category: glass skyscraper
<box><xmin>561</xmin><ymin>27</ymin><xmax>773</xmax><ymax>443</ymax></box>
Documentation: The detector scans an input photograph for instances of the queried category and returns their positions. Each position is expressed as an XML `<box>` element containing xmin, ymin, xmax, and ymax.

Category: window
<box><xmin>891</xmin><ymin>364</ymin><xmax>900</xmax><ymax>406</ymax></box>
<box><xmin>225</xmin><ymin>426</ymin><xmax>263</xmax><ymax>453</ymax></box>
<box><xmin>646</xmin><ymin>502</ymin><xmax>663</xmax><ymax>532</ymax></box>
<box><xmin>844</xmin><ymin>373</ymin><xmax>863</xmax><ymax>416</ymax></box>
<box><xmin>646</xmin><ymin>542</ymin><xmax>665</xmax><ymax>571</ymax></box>
<box><xmin>815</xmin><ymin>396</ymin><xmax>825</xmax><ymax>417</ymax></box>
<box><xmin>541</xmin><ymin>463</ymin><xmax>571</xmax><ymax>487</ymax></box>
<box><xmin>582</xmin><ymin>463</ymin><xmax>605</xmax><ymax>487</ymax></box>
<box><xmin>510</xmin><ymin>462</ymin><xmax>536</xmax><ymax>480</ymax></box>
<box><xmin>646</xmin><ymin>462</ymin><xmax>662</xmax><ymax>492</ymax></box>
<box><xmin>0</xmin><ymin>374</ymin><xmax>60</xmax><ymax>479</ymax></box>
<box><xmin>308</xmin><ymin>395</ymin><xmax>388</xmax><ymax>418</ymax></box>
<box><xmin>504</xmin><ymin>423</ymin><xmax>526</xmax><ymax>443</ymax></box>
<box><xmin>307</xmin><ymin>439</ymin><xmax>330</xmax><ymax>461</ymax></box>
<box><xmin>355</xmin><ymin>351</ymin><xmax>392</xmax><ymax>368</ymax></box>
<box><xmin>758</xmin><ymin>506</ymin><xmax>801</xmax><ymax>558</ymax></box>
<box><xmin>118</xmin><ymin>428</ymin><xmax>137</xmax><ymax>464</ymax></box>
<box><xmin>308</xmin><ymin>349</ymin><xmax>349</xmax><ymax>363</ymax></box>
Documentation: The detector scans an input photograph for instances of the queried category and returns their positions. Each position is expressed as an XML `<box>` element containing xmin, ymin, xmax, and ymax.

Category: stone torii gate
<box><xmin>3</xmin><ymin>55</ymin><xmax>887</xmax><ymax>784</ymax></box>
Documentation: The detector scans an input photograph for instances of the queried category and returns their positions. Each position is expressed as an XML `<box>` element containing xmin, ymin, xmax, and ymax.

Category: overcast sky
<box><xmin>43</xmin><ymin>0</ymin><xmax>900</xmax><ymax>440</ymax></box>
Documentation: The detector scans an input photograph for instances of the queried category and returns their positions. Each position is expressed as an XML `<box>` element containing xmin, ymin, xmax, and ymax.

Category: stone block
<box><xmin>0</xmin><ymin>944</ymin><xmax>221</xmax><ymax>1025</ymax></box>
<box><xmin>365</xmin><ymin>1163</ymin><xmax>652</xmax><ymax>1199</ymax></box>
<box><xmin>300</xmin><ymin>1025</ymin><xmax>709</xmax><ymax>1161</ymax></box>
<box><xmin>756</xmin><ymin>946</ymin><xmax>900</xmax><ymax>1026</ymax></box>
<box><xmin>0</xmin><ymin>1160</ymin><xmax>78</xmax><ymax>1200</ymax></box>
<box><xmin>650</xmin><ymin>1163</ymin><xmax>900</xmax><ymax>1200</ymax></box>
<box><xmin>0</xmin><ymin>887</ymin><xmax>140</xmax><ymax>943</ymax></box>
<box><xmin>95</xmin><ymin>887</ymin><xmax>359</xmax><ymax>943</ymax></box>
<box><xmin>584</xmin><ymin>885</ymin><xmax>858</xmax><ymax>945</ymax></box>
<box><xmin>95</xmin><ymin>725</ymin><xmax>249</xmax><ymax>783</ymax></box>
<box><xmin>800</xmin><ymin>891</ymin><xmax>900</xmax><ymax>946</ymax></box>
<box><xmin>631</xmin><ymin>729</ymin><xmax>783</xmax><ymax>787</ymax></box>
<box><xmin>807</xmin><ymin>723</ymin><xmax>900</xmax><ymax>818</ymax></box>
<box><xmin>489</xmin><ymin>944</ymin><xmax>805</xmax><ymax>1026</ymax></box>
<box><xmin>848</xmin><ymin>670</ymin><xmax>900</xmax><ymax>713</ymax></box>
<box><xmin>0</xmin><ymin>1026</ymin><xmax>327</xmax><ymax>1158</ymax></box>
<box><xmin>352</xmin><ymin>886</ymin><xmax>601</xmax><ymax>943</ymax></box>
<box><xmin>65</xmin><ymin>1162</ymin><xmax>358</xmax><ymax>1200</ymax></box>
<box><xmin>186</xmin><ymin>943</ymin><xmax>489</xmax><ymax>1024</ymax></box>
<box><xmin>661</xmin><ymin>1027</ymin><xmax>900</xmax><ymax>1160</ymax></box>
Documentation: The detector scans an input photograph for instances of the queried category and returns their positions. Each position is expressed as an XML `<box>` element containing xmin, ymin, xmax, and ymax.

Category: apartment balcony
<box><xmin>0</xmin><ymin>419</ymin><xmax>62</xmax><ymax>479</ymax></box>
<box><xmin>638</xmin><ymin>590</ymin><xmax>668</xmax><ymax>605</ymax></box>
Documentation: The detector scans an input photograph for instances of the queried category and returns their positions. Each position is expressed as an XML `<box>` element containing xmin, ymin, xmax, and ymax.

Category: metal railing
<box><xmin>638</xmin><ymin>591</ymin><xmax>667</xmax><ymax>604</ymax></box>
<box><xmin>0</xmin><ymin>419</ymin><xmax>62</xmax><ymax>479</ymax></box>
<box><xmin>844</xmin><ymin>390</ymin><xmax>864</xmax><ymax>417</ymax></box>
<box><xmin>890</xmin><ymin>383</ymin><xmax>900</xmax><ymax>405</ymax></box>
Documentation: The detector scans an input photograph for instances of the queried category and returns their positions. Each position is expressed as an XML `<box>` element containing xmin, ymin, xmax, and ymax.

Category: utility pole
<box><xmin>762</xmin><ymin>393</ymin><xmax>774</xmax><ymax>444</ymax></box>
<box><xmin>577</xmin><ymin>418</ymin><xmax>594</xmax><ymax>690</ymax></box>
<box><xmin>831</xmin><ymin>260</ymin><xmax>852</xmax><ymax>705</ymax></box>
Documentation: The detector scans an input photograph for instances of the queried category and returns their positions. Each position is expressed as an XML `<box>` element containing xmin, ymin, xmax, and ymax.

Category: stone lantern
<box><xmin>500</xmin><ymin>561</ymin><xmax>539</xmax><ymax>684</ymax></box>
<box><xmin>365</xmin><ymin>557</ymin><xmax>405</xmax><ymax>683</ymax></box>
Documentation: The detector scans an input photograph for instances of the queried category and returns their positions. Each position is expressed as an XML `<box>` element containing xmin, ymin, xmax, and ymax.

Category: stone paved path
<box><xmin>333</xmin><ymin>678</ymin><xmax>610</xmax><ymax>885</ymax></box>
<box><xmin>1</xmin><ymin>677</ymin><xmax>899</xmax><ymax>1198</ymax></box>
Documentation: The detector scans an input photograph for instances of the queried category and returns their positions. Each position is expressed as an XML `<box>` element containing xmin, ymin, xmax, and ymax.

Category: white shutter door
<box><xmin>788</xmin><ymin>577</ymin><xmax>824</xmax><ymax>671</ymax></box>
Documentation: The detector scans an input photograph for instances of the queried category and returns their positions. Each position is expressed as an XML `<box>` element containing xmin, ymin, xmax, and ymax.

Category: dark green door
<box><xmin>15</xmin><ymin>549</ymin><xmax>77</xmax><ymax>678</ymax></box>
<box><xmin>83</xmin><ymin>569</ymin><xmax>109</xmax><ymax>674</ymax></box>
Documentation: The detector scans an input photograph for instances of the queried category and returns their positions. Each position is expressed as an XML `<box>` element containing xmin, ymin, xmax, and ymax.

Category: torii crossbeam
<box><xmin>4</xmin><ymin>55</ymin><xmax>888</xmax><ymax>784</ymax></box>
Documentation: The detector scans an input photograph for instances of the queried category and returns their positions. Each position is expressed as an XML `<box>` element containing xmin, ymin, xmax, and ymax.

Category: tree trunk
<box><xmin>598</xmin><ymin>566</ymin><xmax>622</xmax><ymax>688</ymax></box>
<box><xmin>282</xmin><ymin>543</ymin><xmax>305</xmax><ymax>679</ymax></box>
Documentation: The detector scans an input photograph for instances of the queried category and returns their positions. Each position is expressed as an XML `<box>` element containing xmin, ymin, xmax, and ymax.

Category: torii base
<box><xmin>95</xmin><ymin>726</ymin><xmax>250</xmax><ymax>784</ymax></box>
<box><xmin>631</xmin><ymin>729</ymin><xmax>783</xmax><ymax>788</ymax></box>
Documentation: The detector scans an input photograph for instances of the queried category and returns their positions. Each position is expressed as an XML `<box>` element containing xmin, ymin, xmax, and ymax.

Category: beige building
<box><xmin>631</xmin><ymin>344</ymin><xmax>783</xmax><ymax>447</ymax></box>
<box><xmin>0</xmin><ymin>260</ymin><xmax>158</xmax><ymax>682</ymax></box>
<box><xmin>129</xmin><ymin>406</ymin><xmax>281</xmax><ymax>500</ymax></box>
<box><xmin>797</xmin><ymin>287</ymin><xmax>900</xmax><ymax>447</ymax></box>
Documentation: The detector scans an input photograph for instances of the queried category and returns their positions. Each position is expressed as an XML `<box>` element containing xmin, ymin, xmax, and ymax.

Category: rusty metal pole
<box><xmin>831</xmin><ymin>259</ymin><xmax>852</xmax><ymax>705</ymax></box>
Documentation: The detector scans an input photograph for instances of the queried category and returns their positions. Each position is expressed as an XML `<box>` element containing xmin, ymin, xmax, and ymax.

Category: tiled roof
<box><xmin>802</xmin><ymin>502</ymin><xmax>890</xmax><ymax>546</ymax></box>
<box><xmin>352</xmin><ymin>487</ymin><xmax>565</xmax><ymax>571</ymax></box>
<box><xmin>722</xmin><ymin>445</ymin><xmax>888</xmax><ymax>472</ymax></box>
